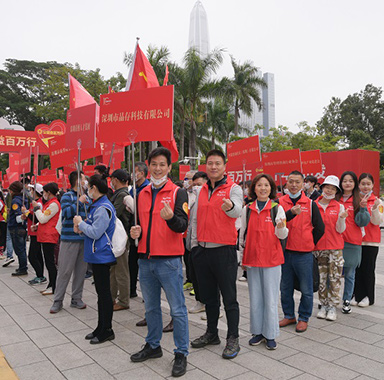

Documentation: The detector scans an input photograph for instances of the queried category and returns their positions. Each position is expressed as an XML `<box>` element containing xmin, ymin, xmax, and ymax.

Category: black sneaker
<box><xmin>11</xmin><ymin>270</ymin><xmax>28</xmax><ymax>276</ymax></box>
<box><xmin>222</xmin><ymin>336</ymin><xmax>240</xmax><ymax>359</ymax></box>
<box><xmin>130</xmin><ymin>342</ymin><xmax>163</xmax><ymax>362</ymax></box>
<box><xmin>191</xmin><ymin>331</ymin><xmax>221</xmax><ymax>348</ymax></box>
<box><xmin>342</xmin><ymin>300</ymin><xmax>351</xmax><ymax>314</ymax></box>
<box><xmin>172</xmin><ymin>353</ymin><xmax>187</xmax><ymax>377</ymax></box>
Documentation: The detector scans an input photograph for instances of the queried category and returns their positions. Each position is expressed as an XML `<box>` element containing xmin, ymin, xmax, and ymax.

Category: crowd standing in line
<box><xmin>0</xmin><ymin>147</ymin><xmax>383</xmax><ymax>378</ymax></box>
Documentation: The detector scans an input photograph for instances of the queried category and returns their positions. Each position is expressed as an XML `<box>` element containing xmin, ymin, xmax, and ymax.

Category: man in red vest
<box><xmin>129</xmin><ymin>147</ymin><xmax>189</xmax><ymax>378</ymax></box>
<box><xmin>278</xmin><ymin>171</ymin><xmax>325</xmax><ymax>333</ymax></box>
<box><xmin>190</xmin><ymin>149</ymin><xmax>243</xmax><ymax>359</ymax></box>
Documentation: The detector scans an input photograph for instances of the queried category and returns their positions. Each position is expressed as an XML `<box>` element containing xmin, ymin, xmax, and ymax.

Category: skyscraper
<box><xmin>262</xmin><ymin>72</ymin><xmax>275</xmax><ymax>136</ymax></box>
<box><xmin>188</xmin><ymin>1</ymin><xmax>210</xmax><ymax>57</ymax></box>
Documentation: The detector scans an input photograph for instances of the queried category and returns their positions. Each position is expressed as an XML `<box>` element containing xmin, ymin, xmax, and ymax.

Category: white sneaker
<box><xmin>2</xmin><ymin>257</ymin><xmax>15</xmax><ymax>267</ymax></box>
<box><xmin>201</xmin><ymin>311</ymin><xmax>223</xmax><ymax>320</ymax></box>
<box><xmin>350</xmin><ymin>297</ymin><xmax>358</xmax><ymax>306</ymax></box>
<box><xmin>189</xmin><ymin>301</ymin><xmax>205</xmax><ymax>314</ymax></box>
<box><xmin>358</xmin><ymin>297</ymin><xmax>369</xmax><ymax>307</ymax></box>
<box><xmin>41</xmin><ymin>287</ymin><xmax>53</xmax><ymax>295</ymax></box>
<box><xmin>317</xmin><ymin>306</ymin><xmax>327</xmax><ymax>319</ymax></box>
<box><xmin>238</xmin><ymin>276</ymin><xmax>247</xmax><ymax>282</ymax></box>
<box><xmin>326</xmin><ymin>306</ymin><xmax>337</xmax><ymax>321</ymax></box>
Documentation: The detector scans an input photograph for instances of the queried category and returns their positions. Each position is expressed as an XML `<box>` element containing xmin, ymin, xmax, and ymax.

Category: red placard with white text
<box><xmin>37</xmin><ymin>174</ymin><xmax>58</xmax><ymax>186</ymax></box>
<box><xmin>102</xmin><ymin>143</ymin><xmax>125</xmax><ymax>166</ymax></box>
<box><xmin>9</xmin><ymin>153</ymin><xmax>20</xmax><ymax>174</ymax></box>
<box><xmin>227</xmin><ymin>135</ymin><xmax>261</xmax><ymax>166</ymax></box>
<box><xmin>179</xmin><ymin>165</ymin><xmax>191</xmax><ymax>181</ymax></box>
<box><xmin>301</xmin><ymin>150</ymin><xmax>322</xmax><ymax>176</ymax></box>
<box><xmin>66</xmin><ymin>103</ymin><xmax>97</xmax><ymax>149</ymax></box>
<box><xmin>98</xmin><ymin>86</ymin><xmax>174</xmax><ymax>144</ymax></box>
<box><xmin>0</xmin><ymin>130</ymin><xmax>48</xmax><ymax>154</ymax></box>
<box><xmin>262</xmin><ymin>149</ymin><xmax>301</xmax><ymax>182</ymax></box>
<box><xmin>19</xmin><ymin>147</ymin><xmax>31</xmax><ymax>174</ymax></box>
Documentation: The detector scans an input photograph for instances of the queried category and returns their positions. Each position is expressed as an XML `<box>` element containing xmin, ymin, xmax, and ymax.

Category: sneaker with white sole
<box><xmin>317</xmin><ymin>305</ymin><xmax>327</xmax><ymax>319</ymax></box>
<box><xmin>189</xmin><ymin>301</ymin><xmax>205</xmax><ymax>314</ymax></box>
<box><xmin>350</xmin><ymin>297</ymin><xmax>358</xmax><ymax>306</ymax></box>
<box><xmin>326</xmin><ymin>306</ymin><xmax>337</xmax><ymax>321</ymax></box>
<box><xmin>342</xmin><ymin>300</ymin><xmax>351</xmax><ymax>314</ymax></box>
<box><xmin>358</xmin><ymin>296</ymin><xmax>369</xmax><ymax>307</ymax></box>
<box><xmin>2</xmin><ymin>257</ymin><xmax>15</xmax><ymax>267</ymax></box>
<box><xmin>238</xmin><ymin>276</ymin><xmax>247</xmax><ymax>282</ymax></box>
<box><xmin>41</xmin><ymin>287</ymin><xmax>53</xmax><ymax>295</ymax></box>
<box><xmin>201</xmin><ymin>311</ymin><xmax>223</xmax><ymax>320</ymax></box>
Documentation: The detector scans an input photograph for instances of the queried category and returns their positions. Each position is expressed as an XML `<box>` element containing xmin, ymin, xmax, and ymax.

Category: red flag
<box><xmin>163</xmin><ymin>65</ymin><xmax>169</xmax><ymax>86</ymax></box>
<box><xmin>125</xmin><ymin>41</ymin><xmax>178</xmax><ymax>162</ymax></box>
<box><xmin>108</xmin><ymin>85</ymin><xmax>114</xmax><ymax>94</ymax></box>
<box><xmin>69</xmin><ymin>74</ymin><xmax>97</xmax><ymax>110</ymax></box>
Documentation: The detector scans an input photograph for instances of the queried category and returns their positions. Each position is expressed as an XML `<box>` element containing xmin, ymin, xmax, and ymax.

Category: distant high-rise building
<box><xmin>238</xmin><ymin>71</ymin><xmax>275</xmax><ymax>137</ymax></box>
<box><xmin>188</xmin><ymin>1</ymin><xmax>210</xmax><ymax>57</ymax></box>
<box><xmin>262</xmin><ymin>72</ymin><xmax>275</xmax><ymax>136</ymax></box>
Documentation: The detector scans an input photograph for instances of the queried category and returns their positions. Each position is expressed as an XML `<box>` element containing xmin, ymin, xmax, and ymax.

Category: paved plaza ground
<box><xmin>1</xmin><ymin>236</ymin><xmax>384</xmax><ymax>380</ymax></box>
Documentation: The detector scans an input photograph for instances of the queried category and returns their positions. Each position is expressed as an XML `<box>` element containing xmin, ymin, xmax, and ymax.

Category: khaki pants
<box><xmin>110</xmin><ymin>247</ymin><xmax>130</xmax><ymax>307</ymax></box>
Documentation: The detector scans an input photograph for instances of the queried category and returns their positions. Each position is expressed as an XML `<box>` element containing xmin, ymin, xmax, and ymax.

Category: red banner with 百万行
<box><xmin>98</xmin><ymin>86</ymin><xmax>174</xmax><ymax>144</ymax></box>
<box><xmin>226</xmin><ymin>161</ymin><xmax>264</xmax><ymax>184</ymax></box>
<box><xmin>262</xmin><ymin>149</ymin><xmax>302</xmax><ymax>182</ymax></box>
<box><xmin>227</xmin><ymin>135</ymin><xmax>261</xmax><ymax>167</ymax></box>
<box><xmin>301</xmin><ymin>150</ymin><xmax>322</xmax><ymax>176</ymax></box>
<box><xmin>0</xmin><ymin>130</ymin><xmax>48</xmax><ymax>154</ymax></box>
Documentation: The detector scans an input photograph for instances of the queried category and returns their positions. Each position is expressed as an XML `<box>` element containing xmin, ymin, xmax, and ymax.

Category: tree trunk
<box><xmin>180</xmin><ymin>118</ymin><xmax>185</xmax><ymax>160</ymax></box>
<box><xmin>189</xmin><ymin>119</ymin><xmax>197</xmax><ymax>169</ymax></box>
<box><xmin>234</xmin><ymin>106</ymin><xmax>239</xmax><ymax>136</ymax></box>
<box><xmin>211</xmin><ymin>127</ymin><xmax>215</xmax><ymax>149</ymax></box>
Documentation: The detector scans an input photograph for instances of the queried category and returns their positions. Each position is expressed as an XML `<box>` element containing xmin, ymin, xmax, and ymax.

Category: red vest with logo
<box><xmin>339</xmin><ymin>196</ymin><xmax>363</xmax><ymax>245</ymax></box>
<box><xmin>363</xmin><ymin>194</ymin><xmax>381</xmax><ymax>243</ymax></box>
<box><xmin>197</xmin><ymin>179</ymin><xmax>238</xmax><ymax>245</ymax></box>
<box><xmin>138</xmin><ymin>180</ymin><xmax>185</xmax><ymax>256</ymax></box>
<box><xmin>279</xmin><ymin>192</ymin><xmax>314</xmax><ymax>252</ymax></box>
<box><xmin>37</xmin><ymin>198</ymin><xmax>60</xmax><ymax>244</ymax></box>
<box><xmin>243</xmin><ymin>200</ymin><xmax>284</xmax><ymax>267</ymax></box>
<box><xmin>314</xmin><ymin>198</ymin><xmax>344</xmax><ymax>250</ymax></box>
<box><xmin>27</xmin><ymin>198</ymin><xmax>43</xmax><ymax>236</ymax></box>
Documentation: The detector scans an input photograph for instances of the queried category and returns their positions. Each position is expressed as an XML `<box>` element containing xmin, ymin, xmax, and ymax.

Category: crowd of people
<box><xmin>0</xmin><ymin>147</ymin><xmax>382</xmax><ymax>378</ymax></box>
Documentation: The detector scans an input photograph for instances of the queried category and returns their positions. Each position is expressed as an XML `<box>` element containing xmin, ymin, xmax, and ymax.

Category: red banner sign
<box><xmin>226</xmin><ymin>162</ymin><xmax>264</xmax><ymax>184</ymax></box>
<box><xmin>19</xmin><ymin>147</ymin><xmax>31</xmax><ymax>174</ymax></box>
<box><xmin>262</xmin><ymin>149</ymin><xmax>301</xmax><ymax>181</ymax></box>
<box><xmin>66</xmin><ymin>103</ymin><xmax>97</xmax><ymax>149</ymax></box>
<box><xmin>36</xmin><ymin>174</ymin><xmax>58</xmax><ymax>186</ymax></box>
<box><xmin>0</xmin><ymin>130</ymin><xmax>48</xmax><ymax>154</ymax></box>
<box><xmin>98</xmin><ymin>86</ymin><xmax>174</xmax><ymax>144</ymax></box>
<box><xmin>227</xmin><ymin>135</ymin><xmax>261</xmax><ymax>166</ymax></box>
<box><xmin>6</xmin><ymin>167</ymin><xmax>19</xmax><ymax>184</ymax></box>
<box><xmin>179</xmin><ymin>165</ymin><xmax>191</xmax><ymax>181</ymax></box>
<box><xmin>301</xmin><ymin>150</ymin><xmax>322</xmax><ymax>176</ymax></box>
<box><xmin>198</xmin><ymin>164</ymin><xmax>206</xmax><ymax>173</ymax></box>
<box><xmin>9</xmin><ymin>153</ymin><xmax>20</xmax><ymax>174</ymax></box>
<box><xmin>35</xmin><ymin>120</ymin><xmax>66</xmax><ymax>150</ymax></box>
<box><xmin>102</xmin><ymin>143</ymin><xmax>125</xmax><ymax>166</ymax></box>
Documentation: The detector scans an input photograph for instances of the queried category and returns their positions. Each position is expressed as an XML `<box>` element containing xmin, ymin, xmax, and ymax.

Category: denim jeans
<box><xmin>343</xmin><ymin>266</ymin><xmax>356</xmax><ymax>301</ymax></box>
<box><xmin>9</xmin><ymin>227</ymin><xmax>27</xmax><ymax>272</ymax></box>
<box><xmin>281</xmin><ymin>251</ymin><xmax>313</xmax><ymax>322</ymax></box>
<box><xmin>6</xmin><ymin>226</ymin><xmax>14</xmax><ymax>259</ymax></box>
<box><xmin>139</xmin><ymin>257</ymin><xmax>189</xmax><ymax>356</ymax></box>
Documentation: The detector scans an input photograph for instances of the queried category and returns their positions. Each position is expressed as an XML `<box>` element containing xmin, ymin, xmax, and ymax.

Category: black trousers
<box><xmin>192</xmin><ymin>245</ymin><xmax>239</xmax><ymax>338</ymax></box>
<box><xmin>189</xmin><ymin>247</ymin><xmax>202</xmax><ymax>302</ymax></box>
<box><xmin>354</xmin><ymin>245</ymin><xmax>379</xmax><ymax>304</ymax></box>
<box><xmin>92</xmin><ymin>263</ymin><xmax>113</xmax><ymax>337</ymax></box>
<box><xmin>28</xmin><ymin>235</ymin><xmax>44</xmax><ymax>278</ymax></box>
<box><xmin>0</xmin><ymin>222</ymin><xmax>7</xmax><ymax>248</ymax></box>
<box><xmin>41</xmin><ymin>242</ymin><xmax>57</xmax><ymax>292</ymax></box>
<box><xmin>183</xmin><ymin>239</ymin><xmax>192</xmax><ymax>283</ymax></box>
<box><xmin>129</xmin><ymin>243</ymin><xmax>139</xmax><ymax>295</ymax></box>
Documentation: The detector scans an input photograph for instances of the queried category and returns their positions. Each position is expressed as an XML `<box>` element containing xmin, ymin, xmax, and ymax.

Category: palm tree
<box><xmin>218</xmin><ymin>56</ymin><xmax>266</xmax><ymax>136</ymax></box>
<box><xmin>182</xmin><ymin>47</ymin><xmax>224</xmax><ymax>167</ymax></box>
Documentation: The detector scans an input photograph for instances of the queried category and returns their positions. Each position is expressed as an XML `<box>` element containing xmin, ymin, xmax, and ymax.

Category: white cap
<box><xmin>28</xmin><ymin>183</ymin><xmax>44</xmax><ymax>195</ymax></box>
<box><xmin>321</xmin><ymin>175</ymin><xmax>341</xmax><ymax>192</ymax></box>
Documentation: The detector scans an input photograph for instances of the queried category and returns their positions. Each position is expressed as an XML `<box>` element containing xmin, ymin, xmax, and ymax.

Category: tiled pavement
<box><xmin>1</xmin><ymin>236</ymin><xmax>384</xmax><ymax>380</ymax></box>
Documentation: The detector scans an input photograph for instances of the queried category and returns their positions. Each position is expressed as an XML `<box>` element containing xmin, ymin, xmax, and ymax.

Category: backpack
<box><xmin>103</xmin><ymin>206</ymin><xmax>128</xmax><ymax>258</ymax></box>
<box><xmin>56</xmin><ymin>192</ymin><xmax>75</xmax><ymax>235</ymax></box>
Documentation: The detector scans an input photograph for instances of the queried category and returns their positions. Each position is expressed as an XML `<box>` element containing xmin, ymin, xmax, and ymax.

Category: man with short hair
<box><xmin>110</xmin><ymin>169</ymin><xmax>133</xmax><ymax>311</ymax></box>
<box><xmin>130</xmin><ymin>147</ymin><xmax>189</xmax><ymax>377</ymax></box>
<box><xmin>278</xmin><ymin>171</ymin><xmax>325</xmax><ymax>332</ymax></box>
<box><xmin>304</xmin><ymin>175</ymin><xmax>320</xmax><ymax>200</ymax></box>
<box><xmin>190</xmin><ymin>149</ymin><xmax>243</xmax><ymax>359</ymax></box>
<box><xmin>50</xmin><ymin>171</ymin><xmax>89</xmax><ymax>313</ymax></box>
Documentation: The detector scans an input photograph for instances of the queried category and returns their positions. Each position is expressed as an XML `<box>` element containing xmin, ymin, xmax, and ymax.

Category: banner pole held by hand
<box><xmin>76</xmin><ymin>139</ymin><xmax>82</xmax><ymax>216</ymax></box>
<box><xmin>128</xmin><ymin>130</ymin><xmax>139</xmax><ymax>247</ymax></box>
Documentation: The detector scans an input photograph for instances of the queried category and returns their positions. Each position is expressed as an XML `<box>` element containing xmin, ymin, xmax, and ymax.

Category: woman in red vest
<box><xmin>313</xmin><ymin>176</ymin><xmax>347</xmax><ymax>321</ymax></box>
<box><xmin>353</xmin><ymin>173</ymin><xmax>383</xmax><ymax>307</ymax></box>
<box><xmin>0</xmin><ymin>190</ymin><xmax>7</xmax><ymax>259</ymax></box>
<box><xmin>337</xmin><ymin>172</ymin><xmax>370</xmax><ymax>314</ymax></box>
<box><xmin>239</xmin><ymin>174</ymin><xmax>288</xmax><ymax>350</ymax></box>
<box><xmin>33</xmin><ymin>182</ymin><xmax>61</xmax><ymax>295</ymax></box>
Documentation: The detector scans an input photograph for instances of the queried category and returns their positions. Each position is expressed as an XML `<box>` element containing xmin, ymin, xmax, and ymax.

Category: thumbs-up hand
<box><xmin>160</xmin><ymin>202</ymin><xmax>174</xmax><ymax>220</ymax></box>
<box><xmin>221</xmin><ymin>198</ymin><xmax>233</xmax><ymax>212</ymax></box>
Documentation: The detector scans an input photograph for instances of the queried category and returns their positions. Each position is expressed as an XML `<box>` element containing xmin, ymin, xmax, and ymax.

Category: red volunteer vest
<box><xmin>279</xmin><ymin>192</ymin><xmax>314</xmax><ymax>252</ymax></box>
<box><xmin>0</xmin><ymin>200</ymin><xmax>6</xmax><ymax>222</ymax></box>
<box><xmin>242</xmin><ymin>200</ymin><xmax>284</xmax><ymax>267</ymax></box>
<box><xmin>197</xmin><ymin>178</ymin><xmax>238</xmax><ymax>245</ymax></box>
<box><xmin>138</xmin><ymin>180</ymin><xmax>185</xmax><ymax>256</ymax></box>
<box><xmin>37</xmin><ymin>198</ymin><xmax>60</xmax><ymax>244</ymax></box>
<box><xmin>339</xmin><ymin>196</ymin><xmax>363</xmax><ymax>245</ymax></box>
<box><xmin>314</xmin><ymin>198</ymin><xmax>344</xmax><ymax>250</ymax></box>
<box><xmin>363</xmin><ymin>194</ymin><xmax>381</xmax><ymax>243</ymax></box>
<box><xmin>27</xmin><ymin>198</ymin><xmax>43</xmax><ymax>236</ymax></box>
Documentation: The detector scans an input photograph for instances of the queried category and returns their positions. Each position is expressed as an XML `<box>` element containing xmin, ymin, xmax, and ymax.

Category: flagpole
<box><xmin>107</xmin><ymin>143</ymin><xmax>115</xmax><ymax>176</ymax></box>
<box><xmin>128</xmin><ymin>130</ymin><xmax>139</xmax><ymax>247</ymax></box>
<box><xmin>76</xmin><ymin>139</ymin><xmax>82</xmax><ymax>215</ymax></box>
<box><xmin>22</xmin><ymin>170</ymin><xmax>26</xmax><ymax>206</ymax></box>
<box><xmin>33</xmin><ymin>146</ymin><xmax>39</xmax><ymax>226</ymax></box>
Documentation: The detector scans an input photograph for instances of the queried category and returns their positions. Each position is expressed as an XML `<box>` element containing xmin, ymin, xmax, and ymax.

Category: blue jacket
<box><xmin>79</xmin><ymin>195</ymin><xmax>116</xmax><ymax>264</ymax></box>
<box><xmin>61</xmin><ymin>189</ymin><xmax>89</xmax><ymax>242</ymax></box>
<box><xmin>129</xmin><ymin>179</ymin><xmax>150</xmax><ymax>197</ymax></box>
<box><xmin>8</xmin><ymin>194</ymin><xmax>28</xmax><ymax>229</ymax></box>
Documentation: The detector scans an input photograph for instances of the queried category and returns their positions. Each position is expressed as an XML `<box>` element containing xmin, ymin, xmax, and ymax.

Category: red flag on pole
<box><xmin>125</xmin><ymin>40</ymin><xmax>178</xmax><ymax>162</ymax></box>
<box><xmin>69</xmin><ymin>74</ymin><xmax>97</xmax><ymax>110</ymax></box>
<box><xmin>163</xmin><ymin>65</ymin><xmax>169</xmax><ymax>86</ymax></box>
